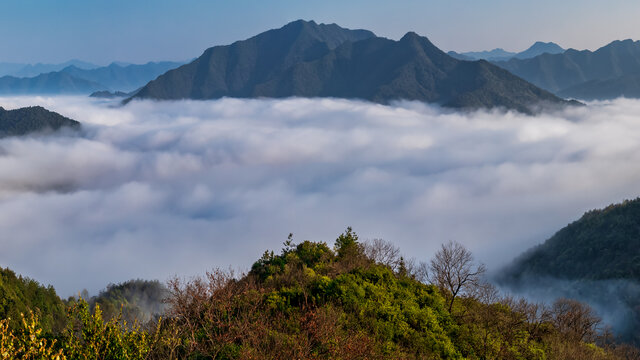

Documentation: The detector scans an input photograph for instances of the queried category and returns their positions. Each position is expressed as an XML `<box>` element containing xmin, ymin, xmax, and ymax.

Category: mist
<box><xmin>1</xmin><ymin>96</ymin><xmax>640</xmax><ymax>299</ymax></box>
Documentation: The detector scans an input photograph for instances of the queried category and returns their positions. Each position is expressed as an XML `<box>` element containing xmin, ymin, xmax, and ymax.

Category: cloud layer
<box><xmin>1</xmin><ymin>96</ymin><xmax>640</xmax><ymax>296</ymax></box>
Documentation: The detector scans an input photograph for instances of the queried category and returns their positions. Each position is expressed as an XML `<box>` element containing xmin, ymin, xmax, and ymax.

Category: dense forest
<box><xmin>504</xmin><ymin>198</ymin><xmax>640</xmax><ymax>282</ymax></box>
<box><xmin>0</xmin><ymin>105</ymin><xmax>80</xmax><ymax>137</ymax></box>
<box><xmin>1</xmin><ymin>229</ymin><xmax>638</xmax><ymax>359</ymax></box>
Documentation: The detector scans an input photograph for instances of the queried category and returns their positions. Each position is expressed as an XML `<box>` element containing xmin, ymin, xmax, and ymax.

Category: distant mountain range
<box><xmin>128</xmin><ymin>20</ymin><xmax>569</xmax><ymax>113</ymax></box>
<box><xmin>59</xmin><ymin>61</ymin><xmax>184</xmax><ymax>92</ymax></box>
<box><xmin>0</xmin><ymin>72</ymin><xmax>105</xmax><ymax>95</ymax></box>
<box><xmin>448</xmin><ymin>42</ymin><xmax>565</xmax><ymax>61</ymax></box>
<box><xmin>493</xmin><ymin>39</ymin><xmax>640</xmax><ymax>100</ymax></box>
<box><xmin>0</xmin><ymin>61</ymin><xmax>184</xmax><ymax>95</ymax></box>
<box><xmin>0</xmin><ymin>105</ymin><xmax>81</xmax><ymax>137</ymax></box>
<box><xmin>0</xmin><ymin>59</ymin><xmax>100</xmax><ymax>78</ymax></box>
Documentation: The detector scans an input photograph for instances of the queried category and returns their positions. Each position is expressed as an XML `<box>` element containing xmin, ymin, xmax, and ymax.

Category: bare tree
<box><xmin>551</xmin><ymin>298</ymin><xmax>601</xmax><ymax>342</ymax></box>
<box><xmin>429</xmin><ymin>241</ymin><xmax>486</xmax><ymax>313</ymax></box>
<box><xmin>363</xmin><ymin>238</ymin><xmax>402</xmax><ymax>271</ymax></box>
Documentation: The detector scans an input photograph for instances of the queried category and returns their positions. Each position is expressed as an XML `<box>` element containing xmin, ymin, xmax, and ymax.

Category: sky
<box><xmin>1</xmin><ymin>0</ymin><xmax>640</xmax><ymax>64</ymax></box>
<box><xmin>2</xmin><ymin>96</ymin><xmax>640</xmax><ymax>297</ymax></box>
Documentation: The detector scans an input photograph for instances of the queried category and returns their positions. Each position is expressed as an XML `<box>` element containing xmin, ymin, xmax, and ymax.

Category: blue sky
<box><xmin>1</xmin><ymin>0</ymin><xmax>639</xmax><ymax>64</ymax></box>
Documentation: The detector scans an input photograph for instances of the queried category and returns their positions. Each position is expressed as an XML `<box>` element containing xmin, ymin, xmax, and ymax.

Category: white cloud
<box><xmin>1</xmin><ymin>96</ymin><xmax>640</xmax><ymax>296</ymax></box>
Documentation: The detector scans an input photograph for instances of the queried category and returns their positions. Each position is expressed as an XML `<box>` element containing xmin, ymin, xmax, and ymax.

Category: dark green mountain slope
<box><xmin>256</xmin><ymin>32</ymin><xmax>566</xmax><ymax>112</ymax></box>
<box><xmin>61</xmin><ymin>61</ymin><xmax>184</xmax><ymax>92</ymax></box>
<box><xmin>131</xmin><ymin>20</ymin><xmax>374</xmax><ymax>101</ymax></box>
<box><xmin>0</xmin><ymin>71</ymin><xmax>106</xmax><ymax>95</ymax></box>
<box><xmin>494</xmin><ymin>39</ymin><xmax>640</xmax><ymax>95</ymax></box>
<box><xmin>130</xmin><ymin>21</ymin><xmax>568</xmax><ymax>113</ymax></box>
<box><xmin>0</xmin><ymin>267</ymin><xmax>66</xmax><ymax>333</ymax></box>
<box><xmin>505</xmin><ymin>198</ymin><xmax>640</xmax><ymax>281</ymax></box>
<box><xmin>0</xmin><ymin>105</ymin><xmax>81</xmax><ymax>137</ymax></box>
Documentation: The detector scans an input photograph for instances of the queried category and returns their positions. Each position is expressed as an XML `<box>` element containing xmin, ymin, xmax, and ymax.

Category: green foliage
<box><xmin>0</xmin><ymin>229</ymin><xmax>634</xmax><ymax>359</ymax></box>
<box><xmin>62</xmin><ymin>299</ymin><xmax>155</xmax><ymax>360</ymax></box>
<box><xmin>0</xmin><ymin>267</ymin><xmax>67</xmax><ymax>334</ymax></box>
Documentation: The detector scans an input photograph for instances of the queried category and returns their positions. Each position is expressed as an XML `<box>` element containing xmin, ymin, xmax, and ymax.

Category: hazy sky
<box><xmin>1</xmin><ymin>0</ymin><xmax>639</xmax><ymax>64</ymax></box>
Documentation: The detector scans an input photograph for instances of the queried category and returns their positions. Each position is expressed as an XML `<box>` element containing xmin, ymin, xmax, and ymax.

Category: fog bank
<box><xmin>1</xmin><ymin>96</ymin><xmax>640</xmax><ymax>296</ymax></box>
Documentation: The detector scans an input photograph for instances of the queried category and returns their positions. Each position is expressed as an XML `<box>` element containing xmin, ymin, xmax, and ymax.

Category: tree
<box><xmin>429</xmin><ymin>241</ymin><xmax>486</xmax><ymax>313</ymax></box>
<box><xmin>551</xmin><ymin>298</ymin><xmax>601</xmax><ymax>342</ymax></box>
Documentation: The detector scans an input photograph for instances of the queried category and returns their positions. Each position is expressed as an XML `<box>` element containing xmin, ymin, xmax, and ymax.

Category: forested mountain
<box><xmin>494</xmin><ymin>39</ymin><xmax>640</xmax><ymax>99</ymax></box>
<box><xmin>0</xmin><ymin>267</ymin><xmax>66</xmax><ymax>333</ymax></box>
<box><xmin>129</xmin><ymin>20</ymin><xmax>569</xmax><ymax>113</ymax></box>
<box><xmin>0</xmin><ymin>105</ymin><xmax>81</xmax><ymax>137</ymax></box>
<box><xmin>0</xmin><ymin>71</ymin><xmax>106</xmax><ymax>95</ymax></box>
<box><xmin>504</xmin><ymin>198</ymin><xmax>640</xmax><ymax>282</ymax></box>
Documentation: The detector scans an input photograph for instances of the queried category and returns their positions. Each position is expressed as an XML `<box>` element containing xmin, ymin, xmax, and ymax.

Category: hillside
<box><xmin>0</xmin><ymin>230</ymin><xmax>636</xmax><ymax>359</ymax></box>
<box><xmin>0</xmin><ymin>71</ymin><xmax>106</xmax><ymax>95</ymax></box>
<box><xmin>494</xmin><ymin>39</ymin><xmax>640</xmax><ymax>98</ymax></box>
<box><xmin>129</xmin><ymin>21</ymin><xmax>569</xmax><ymax>113</ymax></box>
<box><xmin>0</xmin><ymin>105</ymin><xmax>81</xmax><ymax>137</ymax></box>
<box><xmin>557</xmin><ymin>74</ymin><xmax>640</xmax><ymax>100</ymax></box>
<box><xmin>504</xmin><ymin>198</ymin><xmax>640</xmax><ymax>281</ymax></box>
<box><xmin>0</xmin><ymin>267</ymin><xmax>66</xmax><ymax>333</ymax></box>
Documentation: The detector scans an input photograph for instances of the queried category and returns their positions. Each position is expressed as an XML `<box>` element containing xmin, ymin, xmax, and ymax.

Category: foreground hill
<box><xmin>494</xmin><ymin>39</ymin><xmax>640</xmax><ymax>99</ymax></box>
<box><xmin>129</xmin><ymin>20</ymin><xmax>569</xmax><ymax>113</ymax></box>
<box><xmin>0</xmin><ymin>267</ymin><xmax>66</xmax><ymax>333</ymax></box>
<box><xmin>2</xmin><ymin>230</ymin><xmax>635</xmax><ymax>359</ymax></box>
<box><xmin>0</xmin><ymin>105</ymin><xmax>81</xmax><ymax>137</ymax></box>
<box><xmin>504</xmin><ymin>198</ymin><xmax>640</xmax><ymax>282</ymax></box>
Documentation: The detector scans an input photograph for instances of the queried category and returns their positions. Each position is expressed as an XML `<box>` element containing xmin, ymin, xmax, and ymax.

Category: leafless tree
<box><xmin>551</xmin><ymin>298</ymin><xmax>601</xmax><ymax>342</ymax></box>
<box><xmin>429</xmin><ymin>240</ymin><xmax>486</xmax><ymax>313</ymax></box>
<box><xmin>363</xmin><ymin>238</ymin><xmax>402</xmax><ymax>271</ymax></box>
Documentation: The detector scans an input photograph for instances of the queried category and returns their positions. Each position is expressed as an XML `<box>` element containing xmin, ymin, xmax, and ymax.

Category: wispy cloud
<box><xmin>1</xmin><ymin>96</ymin><xmax>640</xmax><ymax>296</ymax></box>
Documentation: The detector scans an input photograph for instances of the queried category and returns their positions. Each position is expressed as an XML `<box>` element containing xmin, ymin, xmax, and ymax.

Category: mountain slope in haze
<box><xmin>457</xmin><ymin>48</ymin><xmax>516</xmax><ymax>61</ymax></box>
<box><xmin>494</xmin><ymin>39</ymin><xmax>640</xmax><ymax>97</ymax></box>
<box><xmin>504</xmin><ymin>198</ymin><xmax>640</xmax><ymax>282</ymax></box>
<box><xmin>11</xmin><ymin>59</ymin><xmax>99</xmax><ymax>78</ymax></box>
<box><xmin>557</xmin><ymin>73</ymin><xmax>640</xmax><ymax>100</ymax></box>
<box><xmin>130</xmin><ymin>21</ymin><xmax>569</xmax><ymax>113</ymax></box>
<box><xmin>0</xmin><ymin>62</ymin><xmax>27</xmax><ymax>77</ymax></box>
<box><xmin>514</xmin><ymin>41</ymin><xmax>565</xmax><ymax>59</ymax></box>
<box><xmin>450</xmin><ymin>42</ymin><xmax>564</xmax><ymax>62</ymax></box>
<box><xmin>0</xmin><ymin>105</ymin><xmax>81</xmax><ymax>137</ymax></box>
<box><xmin>60</xmin><ymin>61</ymin><xmax>184</xmax><ymax>92</ymax></box>
<box><xmin>0</xmin><ymin>72</ymin><xmax>106</xmax><ymax>95</ymax></box>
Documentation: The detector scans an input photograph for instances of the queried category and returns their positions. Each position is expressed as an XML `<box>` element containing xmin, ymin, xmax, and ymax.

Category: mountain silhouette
<box><xmin>129</xmin><ymin>20</ymin><xmax>570</xmax><ymax>113</ymax></box>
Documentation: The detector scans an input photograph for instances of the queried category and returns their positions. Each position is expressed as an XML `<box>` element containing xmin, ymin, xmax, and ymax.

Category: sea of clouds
<box><xmin>1</xmin><ymin>96</ymin><xmax>640</xmax><ymax>298</ymax></box>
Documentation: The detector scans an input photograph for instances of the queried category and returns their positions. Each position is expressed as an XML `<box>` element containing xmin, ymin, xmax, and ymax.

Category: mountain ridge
<box><xmin>128</xmin><ymin>20</ymin><xmax>570</xmax><ymax>113</ymax></box>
